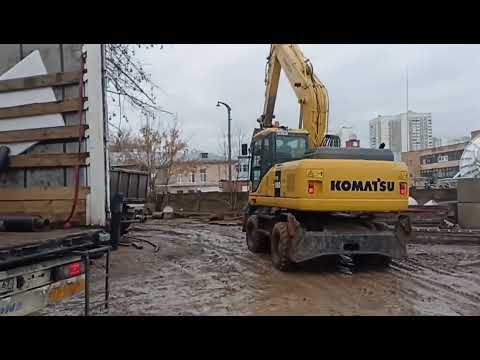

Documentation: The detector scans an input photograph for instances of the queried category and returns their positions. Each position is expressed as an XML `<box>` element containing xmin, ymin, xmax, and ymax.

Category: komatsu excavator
<box><xmin>243</xmin><ymin>44</ymin><xmax>413</xmax><ymax>271</ymax></box>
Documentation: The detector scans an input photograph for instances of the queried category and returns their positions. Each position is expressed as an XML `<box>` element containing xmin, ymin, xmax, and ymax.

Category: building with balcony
<box><xmin>156</xmin><ymin>150</ymin><xmax>238</xmax><ymax>194</ymax></box>
<box><xmin>401</xmin><ymin>130</ymin><xmax>479</xmax><ymax>187</ymax></box>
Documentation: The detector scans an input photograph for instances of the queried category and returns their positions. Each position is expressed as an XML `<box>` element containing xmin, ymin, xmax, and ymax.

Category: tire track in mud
<box><xmin>390</xmin><ymin>255</ymin><xmax>480</xmax><ymax>315</ymax></box>
<box><xmin>249</xmin><ymin>262</ymin><xmax>413</xmax><ymax>315</ymax></box>
<box><xmin>110</xmin><ymin>221</ymin><xmax>272</xmax><ymax>315</ymax></box>
<box><xmin>40</xmin><ymin>219</ymin><xmax>480</xmax><ymax>316</ymax></box>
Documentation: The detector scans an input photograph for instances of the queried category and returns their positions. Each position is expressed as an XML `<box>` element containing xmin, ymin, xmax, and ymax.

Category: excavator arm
<box><xmin>259</xmin><ymin>44</ymin><xmax>330</xmax><ymax>149</ymax></box>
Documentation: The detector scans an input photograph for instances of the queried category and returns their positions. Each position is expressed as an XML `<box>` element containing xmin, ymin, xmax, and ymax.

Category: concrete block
<box><xmin>458</xmin><ymin>202</ymin><xmax>480</xmax><ymax>229</ymax></box>
<box><xmin>457</xmin><ymin>178</ymin><xmax>480</xmax><ymax>203</ymax></box>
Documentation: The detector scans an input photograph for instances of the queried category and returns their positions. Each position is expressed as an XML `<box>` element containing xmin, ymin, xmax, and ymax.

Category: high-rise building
<box><xmin>369</xmin><ymin>116</ymin><xmax>393</xmax><ymax>149</ymax></box>
<box><xmin>404</xmin><ymin>111</ymin><xmax>433</xmax><ymax>150</ymax></box>
<box><xmin>369</xmin><ymin>111</ymin><xmax>433</xmax><ymax>159</ymax></box>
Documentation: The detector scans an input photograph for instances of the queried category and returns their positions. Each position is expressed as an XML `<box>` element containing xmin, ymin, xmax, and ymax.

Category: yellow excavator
<box><xmin>243</xmin><ymin>44</ymin><xmax>413</xmax><ymax>271</ymax></box>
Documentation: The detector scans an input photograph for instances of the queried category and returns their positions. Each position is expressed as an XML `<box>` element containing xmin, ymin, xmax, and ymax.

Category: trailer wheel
<box><xmin>245</xmin><ymin>215</ymin><xmax>269</xmax><ymax>253</ymax></box>
<box><xmin>271</xmin><ymin>222</ymin><xmax>294</xmax><ymax>271</ymax></box>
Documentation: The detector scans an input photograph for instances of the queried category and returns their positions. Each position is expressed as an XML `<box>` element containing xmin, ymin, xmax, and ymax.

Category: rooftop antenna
<box><xmin>406</xmin><ymin>66</ymin><xmax>409</xmax><ymax>115</ymax></box>
<box><xmin>406</xmin><ymin>65</ymin><xmax>410</xmax><ymax>151</ymax></box>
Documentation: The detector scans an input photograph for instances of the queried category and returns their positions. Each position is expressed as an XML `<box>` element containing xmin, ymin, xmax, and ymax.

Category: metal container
<box><xmin>109</xmin><ymin>168</ymin><xmax>149</xmax><ymax>202</ymax></box>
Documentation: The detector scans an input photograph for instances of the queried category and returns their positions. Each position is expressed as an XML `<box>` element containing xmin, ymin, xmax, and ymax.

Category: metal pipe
<box><xmin>84</xmin><ymin>254</ymin><xmax>90</xmax><ymax>316</ymax></box>
<box><xmin>110</xmin><ymin>193</ymin><xmax>123</xmax><ymax>250</ymax></box>
<box><xmin>0</xmin><ymin>215</ymin><xmax>49</xmax><ymax>232</ymax></box>
<box><xmin>0</xmin><ymin>146</ymin><xmax>10</xmax><ymax>172</ymax></box>
<box><xmin>105</xmin><ymin>248</ymin><xmax>110</xmax><ymax>310</ymax></box>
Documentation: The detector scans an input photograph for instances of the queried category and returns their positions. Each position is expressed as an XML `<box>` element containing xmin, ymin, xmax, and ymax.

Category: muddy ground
<box><xmin>40</xmin><ymin>218</ymin><xmax>480</xmax><ymax>316</ymax></box>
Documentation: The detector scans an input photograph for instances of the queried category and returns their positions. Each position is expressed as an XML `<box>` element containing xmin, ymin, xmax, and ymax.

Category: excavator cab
<box><xmin>250</xmin><ymin>128</ymin><xmax>308</xmax><ymax>192</ymax></box>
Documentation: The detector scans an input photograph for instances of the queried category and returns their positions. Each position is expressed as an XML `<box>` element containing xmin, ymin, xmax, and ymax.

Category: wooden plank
<box><xmin>0</xmin><ymin>187</ymin><xmax>90</xmax><ymax>201</ymax></box>
<box><xmin>9</xmin><ymin>152</ymin><xmax>89</xmax><ymax>168</ymax></box>
<box><xmin>0</xmin><ymin>125</ymin><xmax>88</xmax><ymax>143</ymax></box>
<box><xmin>0</xmin><ymin>199</ymin><xmax>86</xmax><ymax>224</ymax></box>
<box><xmin>0</xmin><ymin>98</ymin><xmax>82</xmax><ymax>120</ymax></box>
<box><xmin>0</xmin><ymin>71</ymin><xmax>81</xmax><ymax>93</ymax></box>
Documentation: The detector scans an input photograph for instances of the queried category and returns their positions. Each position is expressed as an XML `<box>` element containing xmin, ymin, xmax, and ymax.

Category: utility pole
<box><xmin>216</xmin><ymin>101</ymin><xmax>232</xmax><ymax>184</ymax></box>
<box><xmin>216</xmin><ymin>101</ymin><xmax>233</xmax><ymax>209</ymax></box>
<box><xmin>406</xmin><ymin>66</ymin><xmax>409</xmax><ymax>152</ymax></box>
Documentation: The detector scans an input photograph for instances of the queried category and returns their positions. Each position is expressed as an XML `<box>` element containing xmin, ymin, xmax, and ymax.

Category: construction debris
<box><xmin>131</xmin><ymin>242</ymin><xmax>144</xmax><ymax>250</ymax></box>
<box><xmin>162</xmin><ymin>206</ymin><xmax>175</xmax><ymax>219</ymax></box>
<box><xmin>439</xmin><ymin>218</ymin><xmax>456</xmax><ymax>229</ymax></box>
<box><xmin>209</xmin><ymin>213</ymin><xmax>225</xmax><ymax>221</ymax></box>
<box><xmin>408</xmin><ymin>197</ymin><xmax>418</xmax><ymax>206</ymax></box>
<box><xmin>124</xmin><ymin>235</ymin><xmax>160</xmax><ymax>252</ymax></box>
<box><xmin>152</xmin><ymin>212</ymin><xmax>164</xmax><ymax>220</ymax></box>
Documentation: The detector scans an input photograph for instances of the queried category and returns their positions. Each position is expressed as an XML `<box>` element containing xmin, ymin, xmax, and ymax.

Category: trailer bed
<box><xmin>0</xmin><ymin>228</ymin><xmax>103</xmax><ymax>270</ymax></box>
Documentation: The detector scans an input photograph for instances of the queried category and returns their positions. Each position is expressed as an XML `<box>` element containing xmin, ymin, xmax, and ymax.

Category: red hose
<box><xmin>64</xmin><ymin>53</ymin><xmax>87</xmax><ymax>229</ymax></box>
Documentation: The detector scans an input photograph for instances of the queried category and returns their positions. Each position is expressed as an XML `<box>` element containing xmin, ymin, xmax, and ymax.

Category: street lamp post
<box><xmin>216</xmin><ymin>101</ymin><xmax>232</xmax><ymax>186</ymax></box>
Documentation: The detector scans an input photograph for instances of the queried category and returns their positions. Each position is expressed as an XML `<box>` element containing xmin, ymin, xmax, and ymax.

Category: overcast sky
<box><xmin>122</xmin><ymin>44</ymin><xmax>480</xmax><ymax>154</ymax></box>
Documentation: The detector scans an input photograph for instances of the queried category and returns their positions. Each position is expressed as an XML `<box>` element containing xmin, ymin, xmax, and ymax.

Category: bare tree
<box><xmin>109</xmin><ymin>125</ymin><xmax>134</xmax><ymax>153</ymax></box>
<box><xmin>216</xmin><ymin>127</ymin><xmax>249</xmax><ymax>210</ymax></box>
<box><xmin>105</xmin><ymin>45</ymin><xmax>156</xmax><ymax>115</ymax></box>
<box><xmin>105</xmin><ymin>44</ymin><xmax>173</xmax><ymax>133</ymax></box>
<box><xmin>155</xmin><ymin>119</ymin><xmax>188</xmax><ymax>203</ymax></box>
<box><xmin>109</xmin><ymin>114</ymin><xmax>187</xmax><ymax>200</ymax></box>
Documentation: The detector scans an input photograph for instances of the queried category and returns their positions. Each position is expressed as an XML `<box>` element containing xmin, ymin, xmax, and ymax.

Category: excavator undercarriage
<box><xmin>244</xmin><ymin>207</ymin><xmax>413</xmax><ymax>270</ymax></box>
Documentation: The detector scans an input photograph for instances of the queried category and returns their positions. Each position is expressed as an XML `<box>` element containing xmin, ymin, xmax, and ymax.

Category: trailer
<box><xmin>0</xmin><ymin>44</ymin><xmax>113</xmax><ymax>315</ymax></box>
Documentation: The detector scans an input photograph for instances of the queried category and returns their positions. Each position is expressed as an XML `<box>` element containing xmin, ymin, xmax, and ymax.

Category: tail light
<box><xmin>400</xmin><ymin>182</ymin><xmax>407</xmax><ymax>196</ymax></box>
<box><xmin>53</xmin><ymin>261</ymin><xmax>85</xmax><ymax>281</ymax></box>
<box><xmin>68</xmin><ymin>262</ymin><xmax>82</xmax><ymax>277</ymax></box>
<box><xmin>307</xmin><ymin>182</ymin><xmax>315</xmax><ymax>194</ymax></box>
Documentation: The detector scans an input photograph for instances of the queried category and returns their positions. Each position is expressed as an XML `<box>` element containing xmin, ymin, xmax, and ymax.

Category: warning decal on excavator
<box><xmin>274</xmin><ymin>171</ymin><xmax>281</xmax><ymax>197</ymax></box>
<box><xmin>306</xmin><ymin>169</ymin><xmax>323</xmax><ymax>179</ymax></box>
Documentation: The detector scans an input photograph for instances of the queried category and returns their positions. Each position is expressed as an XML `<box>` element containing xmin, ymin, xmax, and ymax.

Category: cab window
<box><xmin>275</xmin><ymin>134</ymin><xmax>307</xmax><ymax>162</ymax></box>
<box><xmin>251</xmin><ymin>139</ymin><xmax>262</xmax><ymax>191</ymax></box>
<box><xmin>250</xmin><ymin>134</ymin><xmax>275</xmax><ymax>192</ymax></box>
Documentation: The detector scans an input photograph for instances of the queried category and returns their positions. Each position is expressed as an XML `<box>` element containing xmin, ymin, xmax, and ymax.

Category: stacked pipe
<box><xmin>0</xmin><ymin>215</ymin><xmax>49</xmax><ymax>232</ymax></box>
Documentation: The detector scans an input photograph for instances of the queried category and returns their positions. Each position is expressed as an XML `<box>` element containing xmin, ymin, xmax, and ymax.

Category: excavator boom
<box><xmin>260</xmin><ymin>44</ymin><xmax>329</xmax><ymax>149</ymax></box>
